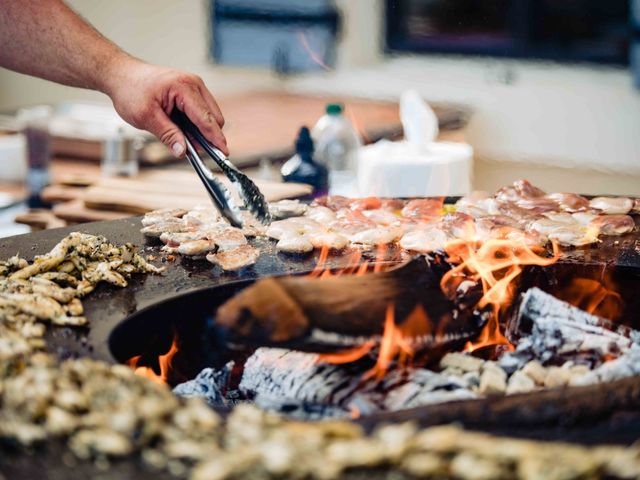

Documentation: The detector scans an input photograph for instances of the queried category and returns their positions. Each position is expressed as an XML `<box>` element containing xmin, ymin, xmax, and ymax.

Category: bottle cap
<box><xmin>295</xmin><ymin>126</ymin><xmax>314</xmax><ymax>154</ymax></box>
<box><xmin>325</xmin><ymin>103</ymin><xmax>343</xmax><ymax>115</ymax></box>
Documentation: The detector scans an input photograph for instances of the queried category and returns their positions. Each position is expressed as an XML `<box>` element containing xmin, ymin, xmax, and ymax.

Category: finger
<box><xmin>145</xmin><ymin>107</ymin><xmax>186</xmax><ymax>158</ymax></box>
<box><xmin>177</xmin><ymin>86</ymin><xmax>229</xmax><ymax>156</ymax></box>
<box><xmin>197</xmin><ymin>81</ymin><xmax>225</xmax><ymax>128</ymax></box>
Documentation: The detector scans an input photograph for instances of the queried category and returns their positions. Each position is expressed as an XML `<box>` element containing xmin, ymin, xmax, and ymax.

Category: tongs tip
<box><xmin>171</xmin><ymin>109</ymin><xmax>272</xmax><ymax>227</ymax></box>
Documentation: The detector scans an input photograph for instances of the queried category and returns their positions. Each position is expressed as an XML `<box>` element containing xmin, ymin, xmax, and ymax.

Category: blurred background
<box><xmin>0</xmin><ymin>0</ymin><xmax>639</xmax><ymax>236</ymax></box>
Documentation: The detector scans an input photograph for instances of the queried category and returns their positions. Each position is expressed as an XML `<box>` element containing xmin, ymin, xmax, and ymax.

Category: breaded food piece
<box><xmin>206</xmin><ymin>245</ymin><xmax>260</xmax><ymax>271</ymax></box>
<box><xmin>213</xmin><ymin>228</ymin><xmax>248</xmax><ymax>252</ymax></box>
<box><xmin>269</xmin><ymin>199</ymin><xmax>308</xmax><ymax>219</ymax></box>
<box><xmin>308</xmin><ymin>232</ymin><xmax>349</xmax><ymax>250</ymax></box>
<box><xmin>589</xmin><ymin>197</ymin><xmax>633</xmax><ymax>215</ymax></box>
<box><xmin>276</xmin><ymin>235</ymin><xmax>314</xmax><ymax>254</ymax></box>
<box><xmin>589</xmin><ymin>215</ymin><xmax>635</xmax><ymax>236</ymax></box>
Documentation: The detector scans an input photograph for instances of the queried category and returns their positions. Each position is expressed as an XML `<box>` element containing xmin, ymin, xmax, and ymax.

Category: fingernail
<box><xmin>172</xmin><ymin>142</ymin><xmax>184</xmax><ymax>156</ymax></box>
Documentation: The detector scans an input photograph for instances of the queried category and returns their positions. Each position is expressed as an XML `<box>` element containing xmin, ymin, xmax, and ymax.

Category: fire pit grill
<box><xmin>2</xmin><ymin>204</ymin><xmax>640</xmax><ymax>478</ymax></box>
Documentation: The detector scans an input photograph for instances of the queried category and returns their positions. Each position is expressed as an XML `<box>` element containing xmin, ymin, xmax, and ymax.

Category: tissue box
<box><xmin>0</xmin><ymin>133</ymin><xmax>27</xmax><ymax>182</ymax></box>
<box><xmin>357</xmin><ymin>139</ymin><xmax>472</xmax><ymax>198</ymax></box>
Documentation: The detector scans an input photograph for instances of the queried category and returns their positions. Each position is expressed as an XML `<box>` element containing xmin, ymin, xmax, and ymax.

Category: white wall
<box><xmin>0</xmin><ymin>0</ymin><xmax>280</xmax><ymax>109</ymax></box>
<box><xmin>292</xmin><ymin>56</ymin><xmax>640</xmax><ymax>175</ymax></box>
<box><xmin>1</xmin><ymin>1</ymin><xmax>638</xmax><ymax>193</ymax></box>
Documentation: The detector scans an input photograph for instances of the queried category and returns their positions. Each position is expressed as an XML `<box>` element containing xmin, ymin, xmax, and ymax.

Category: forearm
<box><xmin>0</xmin><ymin>0</ymin><xmax>228</xmax><ymax>156</ymax></box>
<box><xmin>0</xmin><ymin>0</ymin><xmax>132</xmax><ymax>94</ymax></box>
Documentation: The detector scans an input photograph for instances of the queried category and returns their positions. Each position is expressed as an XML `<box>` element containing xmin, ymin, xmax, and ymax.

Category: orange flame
<box><xmin>319</xmin><ymin>303</ymin><xmax>434</xmax><ymax>379</ymax></box>
<box><xmin>126</xmin><ymin>338</ymin><xmax>179</xmax><ymax>384</ymax></box>
<box><xmin>555</xmin><ymin>276</ymin><xmax>623</xmax><ymax>321</ymax></box>
<box><xmin>441</xmin><ymin>238</ymin><xmax>560</xmax><ymax>352</ymax></box>
<box><xmin>318</xmin><ymin>341</ymin><xmax>375</xmax><ymax>364</ymax></box>
<box><xmin>308</xmin><ymin>244</ymin><xmax>393</xmax><ymax>279</ymax></box>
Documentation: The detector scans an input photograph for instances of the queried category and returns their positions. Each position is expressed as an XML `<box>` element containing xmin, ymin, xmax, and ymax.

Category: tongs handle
<box><xmin>171</xmin><ymin>110</ymin><xmax>244</xmax><ymax>228</ymax></box>
<box><xmin>172</xmin><ymin>109</ymin><xmax>232</xmax><ymax>175</ymax></box>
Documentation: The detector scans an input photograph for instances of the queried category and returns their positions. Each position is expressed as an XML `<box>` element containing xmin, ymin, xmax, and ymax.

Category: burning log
<box><xmin>501</xmin><ymin>287</ymin><xmax>638</xmax><ymax>373</ymax></box>
<box><xmin>239</xmin><ymin>348</ymin><xmax>476</xmax><ymax>416</ymax></box>
<box><xmin>174</xmin><ymin>346</ymin><xmax>477</xmax><ymax>418</ymax></box>
<box><xmin>214</xmin><ymin>257</ymin><xmax>486</xmax><ymax>352</ymax></box>
<box><xmin>509</xmin><ymin>287</ymin><xmax>635</xmax><ymax>343</ymax></box>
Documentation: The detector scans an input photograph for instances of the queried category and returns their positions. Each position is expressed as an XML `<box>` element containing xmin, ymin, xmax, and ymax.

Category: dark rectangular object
<box><xmin>386</xmin><ymin>0</ymin><xmax>630</xmax><ymax>65</ymax></box>
<box><xmin>210</xmin><ymin>0</ymin><xmax>340</xmax><ymax>73</ymax></box>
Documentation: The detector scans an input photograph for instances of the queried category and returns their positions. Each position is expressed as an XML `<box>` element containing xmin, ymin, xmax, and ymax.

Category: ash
<box><xmin>174</xmin><ymin>287</ymin><xmax>640</xmax><ymax>419</ymax></box>
<box><xmin>173</xmin><ymin>363</ymin><xmax>233</xmax><ymax>406</ymax></box>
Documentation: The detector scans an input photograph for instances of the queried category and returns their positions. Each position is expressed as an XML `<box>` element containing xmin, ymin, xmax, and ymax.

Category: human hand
<box><xmin>104</xmin><ymin>59</ymin><xmax>228</xmax><ymax>157</ymax></box>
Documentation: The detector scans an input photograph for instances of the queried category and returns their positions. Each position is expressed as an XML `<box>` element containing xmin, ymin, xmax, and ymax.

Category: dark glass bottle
<box><xmin>281</xmin><ymin>126</ymin><xmax>328</xmax><ymax>197</ymax></box>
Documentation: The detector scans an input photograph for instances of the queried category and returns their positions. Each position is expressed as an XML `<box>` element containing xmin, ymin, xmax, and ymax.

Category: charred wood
<box><xmin>214</xmin><ymin>257</ymin><xmax>486</xmax><ymax>353</ymax></box>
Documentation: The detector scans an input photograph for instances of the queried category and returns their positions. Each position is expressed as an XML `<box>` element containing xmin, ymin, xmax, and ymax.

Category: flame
<box><xmin>318</xmin><ymin>341</ymin><xmax>375</xmax><ymax>364</ymax></box>
<box><xmin>555</xmin><ymin>276</ymin><xmax>623</xmax><ymax>321</ymax></box>
<box><xmin>126</xmin><ymin>337</ymin><xmax>179</xmax><ymax>384</ymax></box>
<box><xmin>364</xmin><ymin>303</ymin><xmax>434</xmax><ymax>379</ymax></box>
<box><xmin>308</xmin><ymin>243</ymin><xmax>393</xmax><ymax>279</ymax></box>
<box><xmin>441</xmin><ymin>238</ymin><xmax>560</xmax><ymax>352</ymax></box>
<box><xmin>319</xmin><ymin>303</ymin><xmax>434</xmax><ymax>380</ymax></box>
<box><xmin>313</xmin><ymin>225</ymin><xmax>563</xmax><ymax>376</ymax></box>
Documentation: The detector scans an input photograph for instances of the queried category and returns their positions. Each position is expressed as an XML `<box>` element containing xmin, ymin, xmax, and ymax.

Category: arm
<box><xmin>0</xmin><ymin>0</ymin><xmax>228</xmax><ymax>156</ymax></box>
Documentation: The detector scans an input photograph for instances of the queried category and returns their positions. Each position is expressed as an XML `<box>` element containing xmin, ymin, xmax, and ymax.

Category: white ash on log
<box><xmin>172</xmin><ymin>363</ymin><xmax>233</xmax><ymax>406</ymax></box>
<box><xmin>500</xmin><ymin>287</ymin><xmax>637</xmax><ymax>372</ymax></box>
<box><xmin>174</xmin><ymin>286</ymin><xmax>640</xmax><ymax>420</ymax></box>
<box><xmin>238</xmin><ymin>348</ymin><xmax>476</xmax><ymax>415</ymax></box>
<box><xmin>239</xmin><ymin>348</ymin><xmax>365</xmax><ymax>407</ymax></box>
<box><xmin>509</xmin><ymin>287</ymin><xmax>636</xmax><ymax>343</ymax></box>
<box><xmin>570</xmin><ymin>346</ymin><xmax>640</xmax><ymax>387</ymax></box>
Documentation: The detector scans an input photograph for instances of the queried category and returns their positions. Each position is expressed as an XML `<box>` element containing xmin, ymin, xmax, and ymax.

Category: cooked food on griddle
<box><xmin>141</xmin><ymin>180</ymin><xmax>639</xmax><ymax>271</ymax></box>
<box><xmin>206</xmin><ymin>244</ymin><xmax>261</xmax><ymax>271</ymax></box>
<box><xmin>0</xmin><ymin>232</ymin><xmax>163</xmax><ymax>345</ymax></box>
<box><xmin>276</xmin><ymin>235</ymin><xmax>314</xmax><ymax>254</ymax></box>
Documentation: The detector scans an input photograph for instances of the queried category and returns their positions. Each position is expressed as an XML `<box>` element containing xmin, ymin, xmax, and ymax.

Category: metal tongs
<box><xmin>171</xmin><ymin>109</ymin><xmax>271</xmax><ymax>228</ymax></box>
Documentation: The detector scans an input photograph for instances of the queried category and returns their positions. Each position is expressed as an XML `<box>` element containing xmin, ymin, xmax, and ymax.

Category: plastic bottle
<box><xmin>281</xmin><ymin>126</ymin><xmax>328</xmax><ymax>197</ymax></box>
<box><xmin>311</xmin><ymin>103</ymin><xmax>362</xmax><ymax>196</ymax></box>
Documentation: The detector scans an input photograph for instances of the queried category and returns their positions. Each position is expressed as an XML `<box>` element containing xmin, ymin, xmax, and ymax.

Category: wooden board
<box><xmin>52</xmin><ymin>200</ymin><xmax>130</xmax><ymax>223</ymax></box>
<box><xmin>49</xmin><ymin>168</ymin><xmax>312</xmax><ymax>223</ymax></box>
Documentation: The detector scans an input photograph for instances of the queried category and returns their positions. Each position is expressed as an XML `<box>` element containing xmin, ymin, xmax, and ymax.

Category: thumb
<box><xmin>146</xmin><ymin>109</ymin><xmax>186</xmax><ymax>158</ymax></box>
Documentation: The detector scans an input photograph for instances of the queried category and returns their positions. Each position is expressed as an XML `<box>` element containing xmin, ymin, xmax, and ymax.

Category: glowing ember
<box><xmin>126</xmin><ymin>337</ymin><xmax>179</xmax><ymax>384</ymax></box>
<box><xmin>441</xmin><ymin>238</ymin><xmax>560</xmax><ymax>352</ymax></box>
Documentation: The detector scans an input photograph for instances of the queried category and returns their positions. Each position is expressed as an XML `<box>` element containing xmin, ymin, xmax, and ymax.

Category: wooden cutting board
<box><xmin>48</xmin><ymin>168</ymin><xmax>312</xmax><ymax>222</ymax></box>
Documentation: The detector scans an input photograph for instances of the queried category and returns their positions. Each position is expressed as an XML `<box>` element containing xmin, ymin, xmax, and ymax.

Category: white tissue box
<box><xmin>357</xmin><ymin>139</ymin><xmax>472</xmax><ymax>198</ymax></box>
<box><xmin>0</xmin><ymin>134</ymin><xmax>27</xmax><ymax>182</ymax></box>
